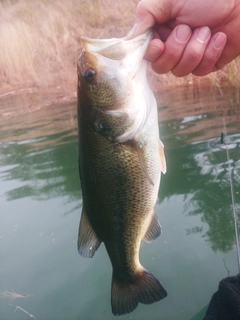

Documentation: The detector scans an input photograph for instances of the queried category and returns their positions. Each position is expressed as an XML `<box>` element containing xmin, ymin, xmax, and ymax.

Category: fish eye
<box><xmin>82</xmin><ymin>68</ymin><xmax>96</xmax><ymax>83</ymax></box>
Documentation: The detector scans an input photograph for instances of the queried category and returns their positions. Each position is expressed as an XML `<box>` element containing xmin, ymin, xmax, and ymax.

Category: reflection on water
<box><xmin>0</xmin><ymin>85</ymin><xmax>240</xmax><ymax>320</ymax></box>
<box><xmin>157</xmin><ymin>83</ymin><xmax>240</xmax><ymax>145</ymax></box>
<box><xmin>1</xmin><ymin>102</ymin><xmax>80</xmax><ymax>209</ymax></box>
<box><xmin>160</xmin><ymin>134</ymin><xmax>240</xmax><ymax>254</ymax></box>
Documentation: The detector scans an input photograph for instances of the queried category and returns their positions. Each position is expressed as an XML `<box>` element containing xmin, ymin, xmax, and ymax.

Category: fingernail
<box><xmin>197</xmin><ymin>27</ymin><xmax>211</xmax><ymax>42</ymax></box>
<box><xmin>213</xmin><ymin>33</ymin><xmax>227</xmax><ymax>49</ymax></box>
<box><xmin>175</xmin><ymin>25</ymin><xmax>191</xmax><ymax>43</ymax></box>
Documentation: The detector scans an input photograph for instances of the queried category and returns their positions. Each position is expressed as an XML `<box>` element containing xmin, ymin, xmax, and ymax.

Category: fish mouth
<box><xmin>80</xmin><ymin>29</ymin><xmax>152</xmax><ymax>62</ymax></box>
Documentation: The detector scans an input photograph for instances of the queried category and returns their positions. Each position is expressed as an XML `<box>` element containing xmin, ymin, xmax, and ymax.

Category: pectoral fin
<box><xmin>133</xmin><ymin>139</ymin><xmax>154</xmax><ymax>186</ymax></box>
<box><xmin>159</xmin><ymin>139</ymin><xmax>166</xmax><ymax>174</ymax></box>
<box><xmin>77</xmin><ymin>207</ymin><xmax>102</xmax><ymax>258</ymax></box>
<box><xmin>143</xmin><ymin>213</ymin><xmax>162</xmax><ymax>243</ymax></box>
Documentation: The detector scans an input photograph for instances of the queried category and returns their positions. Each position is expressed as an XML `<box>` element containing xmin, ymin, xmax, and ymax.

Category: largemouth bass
<box><xmin>77</xmin><ymin>29</ymin><xmax>167</xmax><ymax>316</ymax></box>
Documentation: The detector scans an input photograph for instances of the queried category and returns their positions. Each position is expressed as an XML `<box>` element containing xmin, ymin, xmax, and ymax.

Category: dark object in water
<box><xmin>203</xmin><ymin>274</ymin><xmax>240</xmax><ymax>320</ymax></box>
<box><xmin>220</xmin><ymin>131</ymin><xmax>224</xmax><ymax>144</ymax></box>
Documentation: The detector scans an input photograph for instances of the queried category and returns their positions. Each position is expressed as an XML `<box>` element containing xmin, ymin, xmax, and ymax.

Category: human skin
<box><xmin>128</xmin><ymin>0</ymin><xmax>240</xmax><ymax>76</ymax></box>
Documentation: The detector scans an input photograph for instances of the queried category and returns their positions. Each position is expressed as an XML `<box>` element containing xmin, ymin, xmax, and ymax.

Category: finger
<box><xmin>155</xmin><ymin>24</ymin><xmax>173</xmax><ymax>42</ymax></box>
<box><xmin>151</xmin><ymin>24</ymin><xmax>192</xmax><ymax>74</ymax></box>
<box><xmin>192</xmin><ymin>32</ymin><xmax>227</xmax><ymax>76</ymax></box>
<box><xmin>127</xmin><ymin>0</ymin><xmax>172</xmax><ymax>39</ymax></box>
<box><xmin>171</xmin><ymin>26</ymin><xmax>211</xmax><ymax>77</ymax></box>
<box><xmin>144</xmin><ymin>38</ymin><xmax>164</xmax><ymax>62</ymax></box>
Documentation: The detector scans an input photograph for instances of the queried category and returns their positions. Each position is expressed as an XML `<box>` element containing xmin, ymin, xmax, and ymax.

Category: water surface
<box><xmin>1</xmin><ymin>85</ymin><xmax>240</xmax><ymax>320</ymax></box>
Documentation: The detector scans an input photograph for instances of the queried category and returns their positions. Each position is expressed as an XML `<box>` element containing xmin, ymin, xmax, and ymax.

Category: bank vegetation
<box><xmin>0</xmin><ymin>0</ymin><xmax>239</xmax><ymax>94</ymax></box>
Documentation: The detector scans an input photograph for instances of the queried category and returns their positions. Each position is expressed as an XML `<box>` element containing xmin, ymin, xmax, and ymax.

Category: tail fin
<box><xmin>111</xmin><ymin>268</ymin><xmax>167</xmax><ymax>316</ymax></box>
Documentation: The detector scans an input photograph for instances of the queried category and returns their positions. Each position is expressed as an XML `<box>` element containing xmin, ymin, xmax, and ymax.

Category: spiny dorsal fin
<box><xmin>159</xmin><ymin>139</ymin><xmax>166</xmax><ymax>174</ymax></box>
<box><xmin>143</xmin><ymin>213</ymin><xmax>162</xmax><ymax>243</ymax></box>
<box><xmin>77</xmin><ymin>207</ymin><xmax>102</xmax><ymax>258</ymax></box>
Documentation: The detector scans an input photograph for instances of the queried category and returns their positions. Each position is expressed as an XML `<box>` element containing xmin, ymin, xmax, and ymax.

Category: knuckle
<box><xmin>165</xmin><ymin>45</ymin><xmax>182</xmax><ymax>61</ymax></box>
<box><xmin>152</xmin><ymin>62</ymin><xmax>170</xmax><ymax>74</ymax></box>
<box><xmin>136</xmin><ymin>0</ymin><xmax>150</xmax><ymax>16</ymax></box>
<box><xmin>193</xmin><ymin>51</ymin><xmax>222</xmax><ymax>76</ymax></box>
<box><xmin>171</xmin><ymin>68</ymin><xmax>188</xmax><ymax>77</ymax></box>
<box><xmin>204</xmin><ymin>51</ymin><xmax>220</xmax><ymax>65</ymax></box>
<box><xmin>136</xmin><ymin>0</ymin><xmax>146</xmax><ymax>11</ymax></box>
<box><xmin>192</xmin><ymin>69</ymin><xmax>208</xmax><ymax>76</ymax></box>
<box><xmin>186</xmin><ymin>48</ymin><xmax>203</xmax><ymax>63</ymax></box>
<box><xmin>215</xmin><ymin>61</ymin><xmax>225</xmax><ymax>70</ymax></box>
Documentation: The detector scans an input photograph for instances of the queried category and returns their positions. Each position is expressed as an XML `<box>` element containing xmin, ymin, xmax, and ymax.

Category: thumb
<box><xmin>127</xmin><ymin>2</ymin><xmax>156</xmax><ymax>38</ymax></box>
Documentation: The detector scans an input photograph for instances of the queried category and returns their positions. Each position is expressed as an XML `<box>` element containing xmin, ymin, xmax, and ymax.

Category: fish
<box><xmin>77</xmin><ymin>29</ymin><xmax>167</xmax><ymax>316</ymax></box>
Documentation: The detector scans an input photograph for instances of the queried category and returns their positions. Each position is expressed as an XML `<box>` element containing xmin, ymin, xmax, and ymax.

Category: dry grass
<box><xmin>0</xmin><ymin>0</ymin><xmax>239</xmax><ymax>94</ymax></box>
<box><xmin>0</xmin><ymin>0</ymin><xmax>137</xmax><ymax>92</ymax></box>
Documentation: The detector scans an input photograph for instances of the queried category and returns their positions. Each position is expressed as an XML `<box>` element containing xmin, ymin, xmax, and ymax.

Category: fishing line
<box><xmin>222</xmin><ymin>118</ymin><xmax>240</xmax><ymax>273</ymax></box>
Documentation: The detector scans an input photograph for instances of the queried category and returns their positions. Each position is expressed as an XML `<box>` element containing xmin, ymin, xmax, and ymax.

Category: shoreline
<box><xmin>1</xmin><ymin>77</ymin><xmax>239</xmax><ymax>124</ymax></box>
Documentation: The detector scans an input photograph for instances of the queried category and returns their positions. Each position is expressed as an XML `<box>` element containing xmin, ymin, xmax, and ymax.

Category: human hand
<box><xmin>129</xmin><ymin>0</ymin><xmax>240</xmax><ymax>76</ymax></box>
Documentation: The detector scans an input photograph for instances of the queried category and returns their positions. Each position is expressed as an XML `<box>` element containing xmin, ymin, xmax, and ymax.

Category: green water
<box><xmin>0</xmin><ymin>86</ymin><xmax>240</xmax><ymax>320</ymax></box>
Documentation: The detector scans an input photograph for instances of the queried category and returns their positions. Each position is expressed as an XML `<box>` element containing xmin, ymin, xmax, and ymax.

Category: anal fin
<box><xmin>77</xmin><ymin>207</ymin><xmax>101</xmax><ymax>258</ymax></box>
<box><xmin>143</xmin><ymin>213</ymin><xmax>162</xmax><ymax>243</ymax></box>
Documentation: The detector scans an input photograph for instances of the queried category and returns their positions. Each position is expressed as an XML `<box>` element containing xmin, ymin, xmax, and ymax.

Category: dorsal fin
<box><xmin>78</xmin><ymin>207</ymin><xmax>102</xmax><ymax>258</ymax></box>
<box><xmin>143</xmin><ymin>213</ymin><xmax>162</xmax><ymax>243</ymax></box>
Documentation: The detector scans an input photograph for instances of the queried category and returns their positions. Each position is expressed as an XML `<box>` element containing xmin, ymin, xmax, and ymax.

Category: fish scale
<box><xmin>77</xmin><ymin>30</ymin><xmax>167</xmax><ymax>316</ymax></box>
